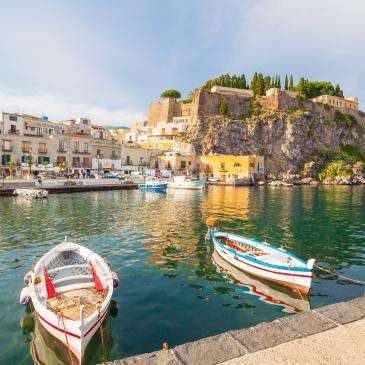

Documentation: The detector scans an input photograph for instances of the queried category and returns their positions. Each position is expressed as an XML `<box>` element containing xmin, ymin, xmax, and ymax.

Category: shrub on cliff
<box><xmin>219</xmin><ymin>98</ymin><xmax>229</xmax><ymax>117</ymax></box>
<box><xmin>318</xmin><ymin>161</ymin><xmax>352</xmax><ymax>181</ymax></box>
<box><xmin>333</xmin><ymin>111</ymin><xmax>358</xmax><ymax>126</ymax></box>
<box><xmin>160</xmin><ymin>89</ymin><xmax>181</xmax><ymax>99</ymax></box>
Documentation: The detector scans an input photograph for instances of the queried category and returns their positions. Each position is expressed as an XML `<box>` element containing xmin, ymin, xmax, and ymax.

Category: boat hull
<box><xmin>33</xmin><ymin>300</ymin><xmax>109</xmax><ymax>363</ymax></box>
<box><xmin>212</xmin><ymin>234</ymin><xmax>313</xmax><ymax>295</ymax></box>
<box><xmin>168</xmin><ymin>179</ymin><xmax>206</xmax><ymax>190</ymax></box>
<box><xmin>138</xmin><ymin>183</ymin><xmax>167</xmax><ymax>191</ymax></box>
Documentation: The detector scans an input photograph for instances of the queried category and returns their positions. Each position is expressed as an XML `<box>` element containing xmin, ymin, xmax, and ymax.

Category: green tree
<box><xmin>219</xmin><ymin>98</ymin><xmax>229</xmax><ymax>117</ymax></box>
<box><xmin>334</xmin><ymin>84</ymin><xmax>344</xmax><ymax>98</ymax></box>
<box><xmin>160</xmin><ymin>89</ymin><xmax>181</xmax><ymax>99</ymax></box>
<box><xmin>264</xmin><ymin>76</ymin><xmax>271</xmax><ymax>92</ymax></box>
<box><xmin>256</xmin><ymin>73</ymin><xmax>265</xmax><ymax>96</ymax></box>
<box><xmin>289</xmin><ymin>75</ymin><xmax>294</xmax><ymax>90</ymax></box>
<box><xmin>250</xmin><ymin>72</ymin><xmax>258</xmax><ymax>94</ymax></box>
<box><xmin>284</xmin><ymin>75</ymin><xmax>289</xmax><ymax>90</ymax></box>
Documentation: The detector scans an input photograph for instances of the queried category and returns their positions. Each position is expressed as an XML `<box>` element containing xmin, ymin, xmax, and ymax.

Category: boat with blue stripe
<box><xmin>138</xmin><ymin>178</ymin><xmax>168</xmax><ymax>192</ymax></box>
<box><xmin>206</xmin><ymin>217</ymin><xmax>315</xmax><ymax>295</ymax></box>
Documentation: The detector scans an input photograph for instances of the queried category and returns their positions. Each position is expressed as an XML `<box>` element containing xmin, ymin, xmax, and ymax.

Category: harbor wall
<box><xmin>104</xmin><ymin>294</ymin><xmax>365</xmax><ymax>365</ymax></box>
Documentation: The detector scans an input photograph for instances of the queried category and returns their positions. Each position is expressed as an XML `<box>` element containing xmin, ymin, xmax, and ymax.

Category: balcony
<box><xmin>2</xmin><ymin>145</ymin><xmax>12</xmax><ymax>151</ymax></box>
<box><xmin>7</xmin><ymin>129</ymin><xmax>19</xmax><ymax>135</ymax></box>
<box><xmin>22</xmin><ymin>147</ymin><xmax>31</xmax><ymax>153</ymax></box>
<box><xmin>73</xmin><ymin>150</ymin><xmax>90</xmax><ymax>154</ymax></box>
<box><xmin>72</xmin><ymin>162</ymin><xmax>81</xmax><ymax>167</ymax></box>
<box><xmin>24</xmin><ymin>130</ymin><xmax>43</xmax><ymax>137</ymax></box>
<box><xmin>57</xmin><ymin>149</ymin><xmax>67</xmax><ymax>153</ymax></box>
<box><xmin>38</xmin><ymin>149</ymin><xmax>48</xmax><ymax>154</ymax></box>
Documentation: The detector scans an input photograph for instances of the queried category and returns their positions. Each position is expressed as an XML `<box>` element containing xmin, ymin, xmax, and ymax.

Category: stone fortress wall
<box><xmin>147</xmin><ymin>87</ymin><xmax>365</xmax><ymax>126</ymax></box>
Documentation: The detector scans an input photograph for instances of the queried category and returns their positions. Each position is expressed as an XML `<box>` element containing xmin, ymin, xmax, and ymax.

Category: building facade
<box><xmin>200</xmin><ymin>154</ymin><xmax>264</xmax><ymax>184</ymax></box>
<box><xmin>312</xmin><ymin>94</ymin><xmax>359</xmax><ymax>110</ymax></box>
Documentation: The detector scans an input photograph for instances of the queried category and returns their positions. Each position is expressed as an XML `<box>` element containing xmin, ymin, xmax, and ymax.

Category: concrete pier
<box><xmin>0</xmin><ymin>179</ymin><xmax>138</xmax><ymax>196</ymax></box>
<box><xmin>105</xmin><ymin>295</ymin><xmax>365</xmax><ymax>365</ymax></box>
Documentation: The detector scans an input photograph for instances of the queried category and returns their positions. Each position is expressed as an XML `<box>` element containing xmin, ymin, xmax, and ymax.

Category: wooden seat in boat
<box><xmin>219</xmin><ymin>236</ymin><xmax>267</xmax><ymax>256</ymax></box>
<box><xmin>47</xmin><ymin>287</ymin><xmax>107</xmax><ymax>321</ymax></box>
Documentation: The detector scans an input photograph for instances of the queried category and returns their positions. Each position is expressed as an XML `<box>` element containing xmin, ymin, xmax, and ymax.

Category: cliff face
<box><xmin>187</xmin><ymin>110</ymin><xmax>365</xmax><ymax>173</ymax></box>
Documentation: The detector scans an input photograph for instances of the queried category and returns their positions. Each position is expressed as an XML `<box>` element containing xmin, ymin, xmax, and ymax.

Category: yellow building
<box><xmin>200</xmin><ymin>154</ymin><xmax>264</xmax><ymax>184</ymax></box>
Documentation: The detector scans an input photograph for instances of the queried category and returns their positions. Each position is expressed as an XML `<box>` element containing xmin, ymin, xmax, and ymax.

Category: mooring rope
<box><xmin>314</xmin><ymin>264</ymin><xmax>365</xmax><ymax>285</ymax></box>
<box><xmin>57</xmin><ymin>311</ymin><xmax>75</xmax><ymax>365</ymax></box>
<box><xmin>98</xmin><ymin>302</ymin><xmax>108</xmax><ymax>363</ymax></box>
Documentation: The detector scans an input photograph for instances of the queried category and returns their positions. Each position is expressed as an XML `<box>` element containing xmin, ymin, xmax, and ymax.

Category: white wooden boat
<box><xmin>168</xmin><ymin>176</ymin><xmax>206</xmax><ymax>190</ymax></box>
<box><xmin>20</xmin><ymin>238</ymin><xmax>119</xmax><ymax>364</ymax></box>
<box><xmin>206</xmin><ymin>218</ymin><xmax>315</xmax><ymax>294</ymax></box>
<box><xmin>212</xmin><ymin>250</ymin><xmax>310</xmax><ymax>313</ymax></box>
<box><xmin>14</xmin><ymin>188</ymin><xmax>48</xmax><ymax>198</ymax></box>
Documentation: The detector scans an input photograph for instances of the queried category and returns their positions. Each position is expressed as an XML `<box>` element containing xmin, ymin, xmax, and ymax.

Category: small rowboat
<box><xmin>206</xmin><ymin>218</ymin><xmax>315</xmax><ymax>295</ymax></box>
<box><xmin>14</xmin><ymin>188</ymin><xmax>48</xmax><ymax>198</ymax></box>
<box><xmin>20</xmin><ymin>238</ymin><xmax>119</xmax><ymax>364</ymax></box>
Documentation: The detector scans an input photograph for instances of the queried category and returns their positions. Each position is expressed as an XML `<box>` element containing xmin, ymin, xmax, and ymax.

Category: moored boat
<box><xmin>14</xmin><ymin>188</ymin><xmax>48</xmax><ymax>198</ymax></box>
<box><xmin>206</xmin><ymin>218</ymin><xmax>315</xmax><ymax>294</ymax></box>
<box><xmin>167</xmin><ymin>176</ymin><xmax>206</xmax><ymax>190</ymax></box>
<box><xmin>138</xmin><ymin>178</ymin><xmax>167</xmax><ymax>192</ymax></box>
<box><xmin>19</xmin><ymin>238</ymin><xmax>119</xmax><ymax>364</ymax></box>
<box><xmin>212</xmin><ymin>250</ymin><xmax>310</xmax><ymax>313</ymax></box>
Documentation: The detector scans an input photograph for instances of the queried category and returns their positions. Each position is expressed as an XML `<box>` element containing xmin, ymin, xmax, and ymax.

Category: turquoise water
<box><xmin>0</xmin><ymin>186</ymin><xmax>364</xmax><ymax>364</ymax></box>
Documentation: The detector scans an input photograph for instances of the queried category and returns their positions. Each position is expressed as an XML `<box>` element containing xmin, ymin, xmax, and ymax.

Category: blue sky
<box><xmin>0</xmin><ymin>0</ymin><xmax>364</xmax><ymax>126</ymax></box>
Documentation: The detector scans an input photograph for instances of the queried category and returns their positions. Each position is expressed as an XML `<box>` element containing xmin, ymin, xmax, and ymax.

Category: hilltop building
<box><xmin>312</xmin><ymin>94</ymin><xmax>359</xmax><ymax>110</ymax></box>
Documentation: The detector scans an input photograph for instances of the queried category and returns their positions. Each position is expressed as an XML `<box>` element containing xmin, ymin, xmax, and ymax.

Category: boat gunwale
<box><xmin>212</xmin><ymin>231</ymin><xmax>310</xmax><ymax>272</ymax></box>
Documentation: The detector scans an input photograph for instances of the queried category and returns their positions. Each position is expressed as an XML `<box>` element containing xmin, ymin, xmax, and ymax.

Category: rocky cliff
<box><xmin>186</xmin><ymin>109</ymin><xmax>365</xmax><ymax>174</ymax></box>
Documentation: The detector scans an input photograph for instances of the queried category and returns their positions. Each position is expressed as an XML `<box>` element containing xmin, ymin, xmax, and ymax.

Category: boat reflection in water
<box><xmin>21</xmin><ymin>300</ymin><xmax>118</xmax><ymax>365</ymax></box>
<box><xmin>212</xmin><ymin>250</ymin><xmax>310</xmax><ymax>313</ymax></box>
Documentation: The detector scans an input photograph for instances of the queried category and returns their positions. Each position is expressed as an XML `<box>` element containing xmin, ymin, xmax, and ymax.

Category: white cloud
<box><xmin>0</xmin><ymin>91</ymin><xmax>144</xmax><ymax>126</ymax></box>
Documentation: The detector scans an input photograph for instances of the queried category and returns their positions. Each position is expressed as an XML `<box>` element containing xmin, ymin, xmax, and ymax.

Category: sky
<box><xmin>0</xmin><ymin>0</ymin><xmax>364</xmax><ymax>126</ymax></box>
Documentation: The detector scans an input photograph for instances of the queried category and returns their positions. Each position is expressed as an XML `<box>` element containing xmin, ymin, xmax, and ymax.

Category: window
<box><xmin>36</xmin><ymin>127</ymin><xmax>42</xmax><ymax>135</ymax></box>
<box><xmin>48</xmin><ymin>128</ymin><xmax>54</xmax><ymax>135</ymax></box>
<box><xmin>233</xmin><ymin>162</ymin><xmax>241</xmax><ymax>167</ymax></box>
<box><xmin>84</xmin><ymin>142</ymin><xmax>89</xmax><ymax>152</ymax></box>
<box><xmin>57</xmin><ymin>156</ymin><xmax>66</xmax><ymax>165</ymax></box>
<box><xmin>59</xmin><ymin>141</ymin><xmax>65</xmax><ymax>152</ymax></box>
<box><xmin>21</xmin><ymin>155</ymin><xmax>30</xmax><ymax>164</ymax></box>
<box><xmin>39</xmin><ymin>143</ymin><xmax>47</xmax><ymax>153</ymax></box>
<box><xmin>220</xmin><ymin>162</ymin><xmax>226</xmax><ymax>170</ymax></box>
<box><xmin>3</xmin><ymin>140</ymin><xmax>11</xmax><ymax>150</ymax></box>
<box><xmin>9</xmin><ymin>115</ymin><xmax>17</xmax><ymax>121</ymax></box>
<box><xmin>126</xmin><ymin>156</ymin><xmax>131</xmax><ymax>165</ymax></box>
<box><xmin>181</xmin><ymin>160</ymin><xmax>186</xmax><ymax>169</ymax></box>
<box><xmin>83</xmin><ymin>157</ymin><xmax>90</xmax><ymax>167</ymax></box>
<box><xmin>22</xmin><ymin>141</ymin><xmax>31</xmax><ymax>152</ymax></box>
<box><xmin>96</xmin><ymin>149</ymin><xmax>102</xmax><ymax>158</ymax></box>
<box><xmin>74</xmin><ymin>141</ymin><xmax>79</xmax><ymax>151</ymax></box>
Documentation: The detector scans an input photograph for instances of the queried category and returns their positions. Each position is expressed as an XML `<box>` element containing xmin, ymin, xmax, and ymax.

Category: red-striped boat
<box><xmin>20</xmin><ymin>238</ymin><xmax>119</xmax><ymax>364</ymax></box>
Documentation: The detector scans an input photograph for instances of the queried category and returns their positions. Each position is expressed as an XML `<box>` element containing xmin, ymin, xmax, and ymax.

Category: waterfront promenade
<box><xmin>0</xmin><ymin>178</ymin><xmax>137</xmax><ymax>196</ymax></box>
<box><xmin>106</xmin><ymin>295</ymin><xmax>365</xmax><ymax>365</ymax></box>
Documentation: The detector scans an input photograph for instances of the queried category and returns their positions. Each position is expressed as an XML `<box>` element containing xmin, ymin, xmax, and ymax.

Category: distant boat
<box><xmin>206</xmin><ymin>218</ymin><xmax>315</xmax><ymax>295</ymax></box>
<box><xmin>212</xmin><ymin>250</ymin><xmax>310</xmax><ymax>313</ymax></box>
<box><xmin>14</xmin><ymin>188</ymin><xmax>48</xmax><ymax>198</ymax></box>
<box><xmin>20</xmin><ymin>238</ymin><xmax>119</xmax><ymax>364</ymax></box>
<box><xmin>138</xmin><ymin>178</ymin><xmax>168</xmax><ymax>192</ymax></box>
<box><xmin>168</xmin><ymin>176</ymin><xmax>206</xmax><ymax>190</ymax></box>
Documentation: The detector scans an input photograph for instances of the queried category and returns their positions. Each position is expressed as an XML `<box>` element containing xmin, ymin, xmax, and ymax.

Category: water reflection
<box><xmin>212</xmin><ymin>250</ymin><xmax>310</xmax><ymax>313</ymax></box>
<box><xmin>20</xmin><ymin>301</ymin><xmax>117</xmax><ymax>365</ymax></box>
<box><xmin>0</xmin><ymin>186</ymin><xmax>364</xmax><ymax>363</ymax></box>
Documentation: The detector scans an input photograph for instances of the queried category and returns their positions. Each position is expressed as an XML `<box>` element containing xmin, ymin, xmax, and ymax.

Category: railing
<box><xmin>73</xmin><ymin>150</ymin><xmax>90</xmax><ymax>154</ymax></box>
<box><xmin>7</xmin><ymin>129</ymin><xmax>19</xmax><ymax>134</ymax></box>
<box><xmin>57</xmin><ymin>149</ymin><xmax>67</xmax><ymax>153</ymax></box>
<box><xmin>22</xmin><ymin>148</ymin><xmax>31</xmax><ymax>153</ymax></box>
<box><xmin>38</xmin><ymin>149</ymin><xmax>48</xmax><ymax>154</ymax></box>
